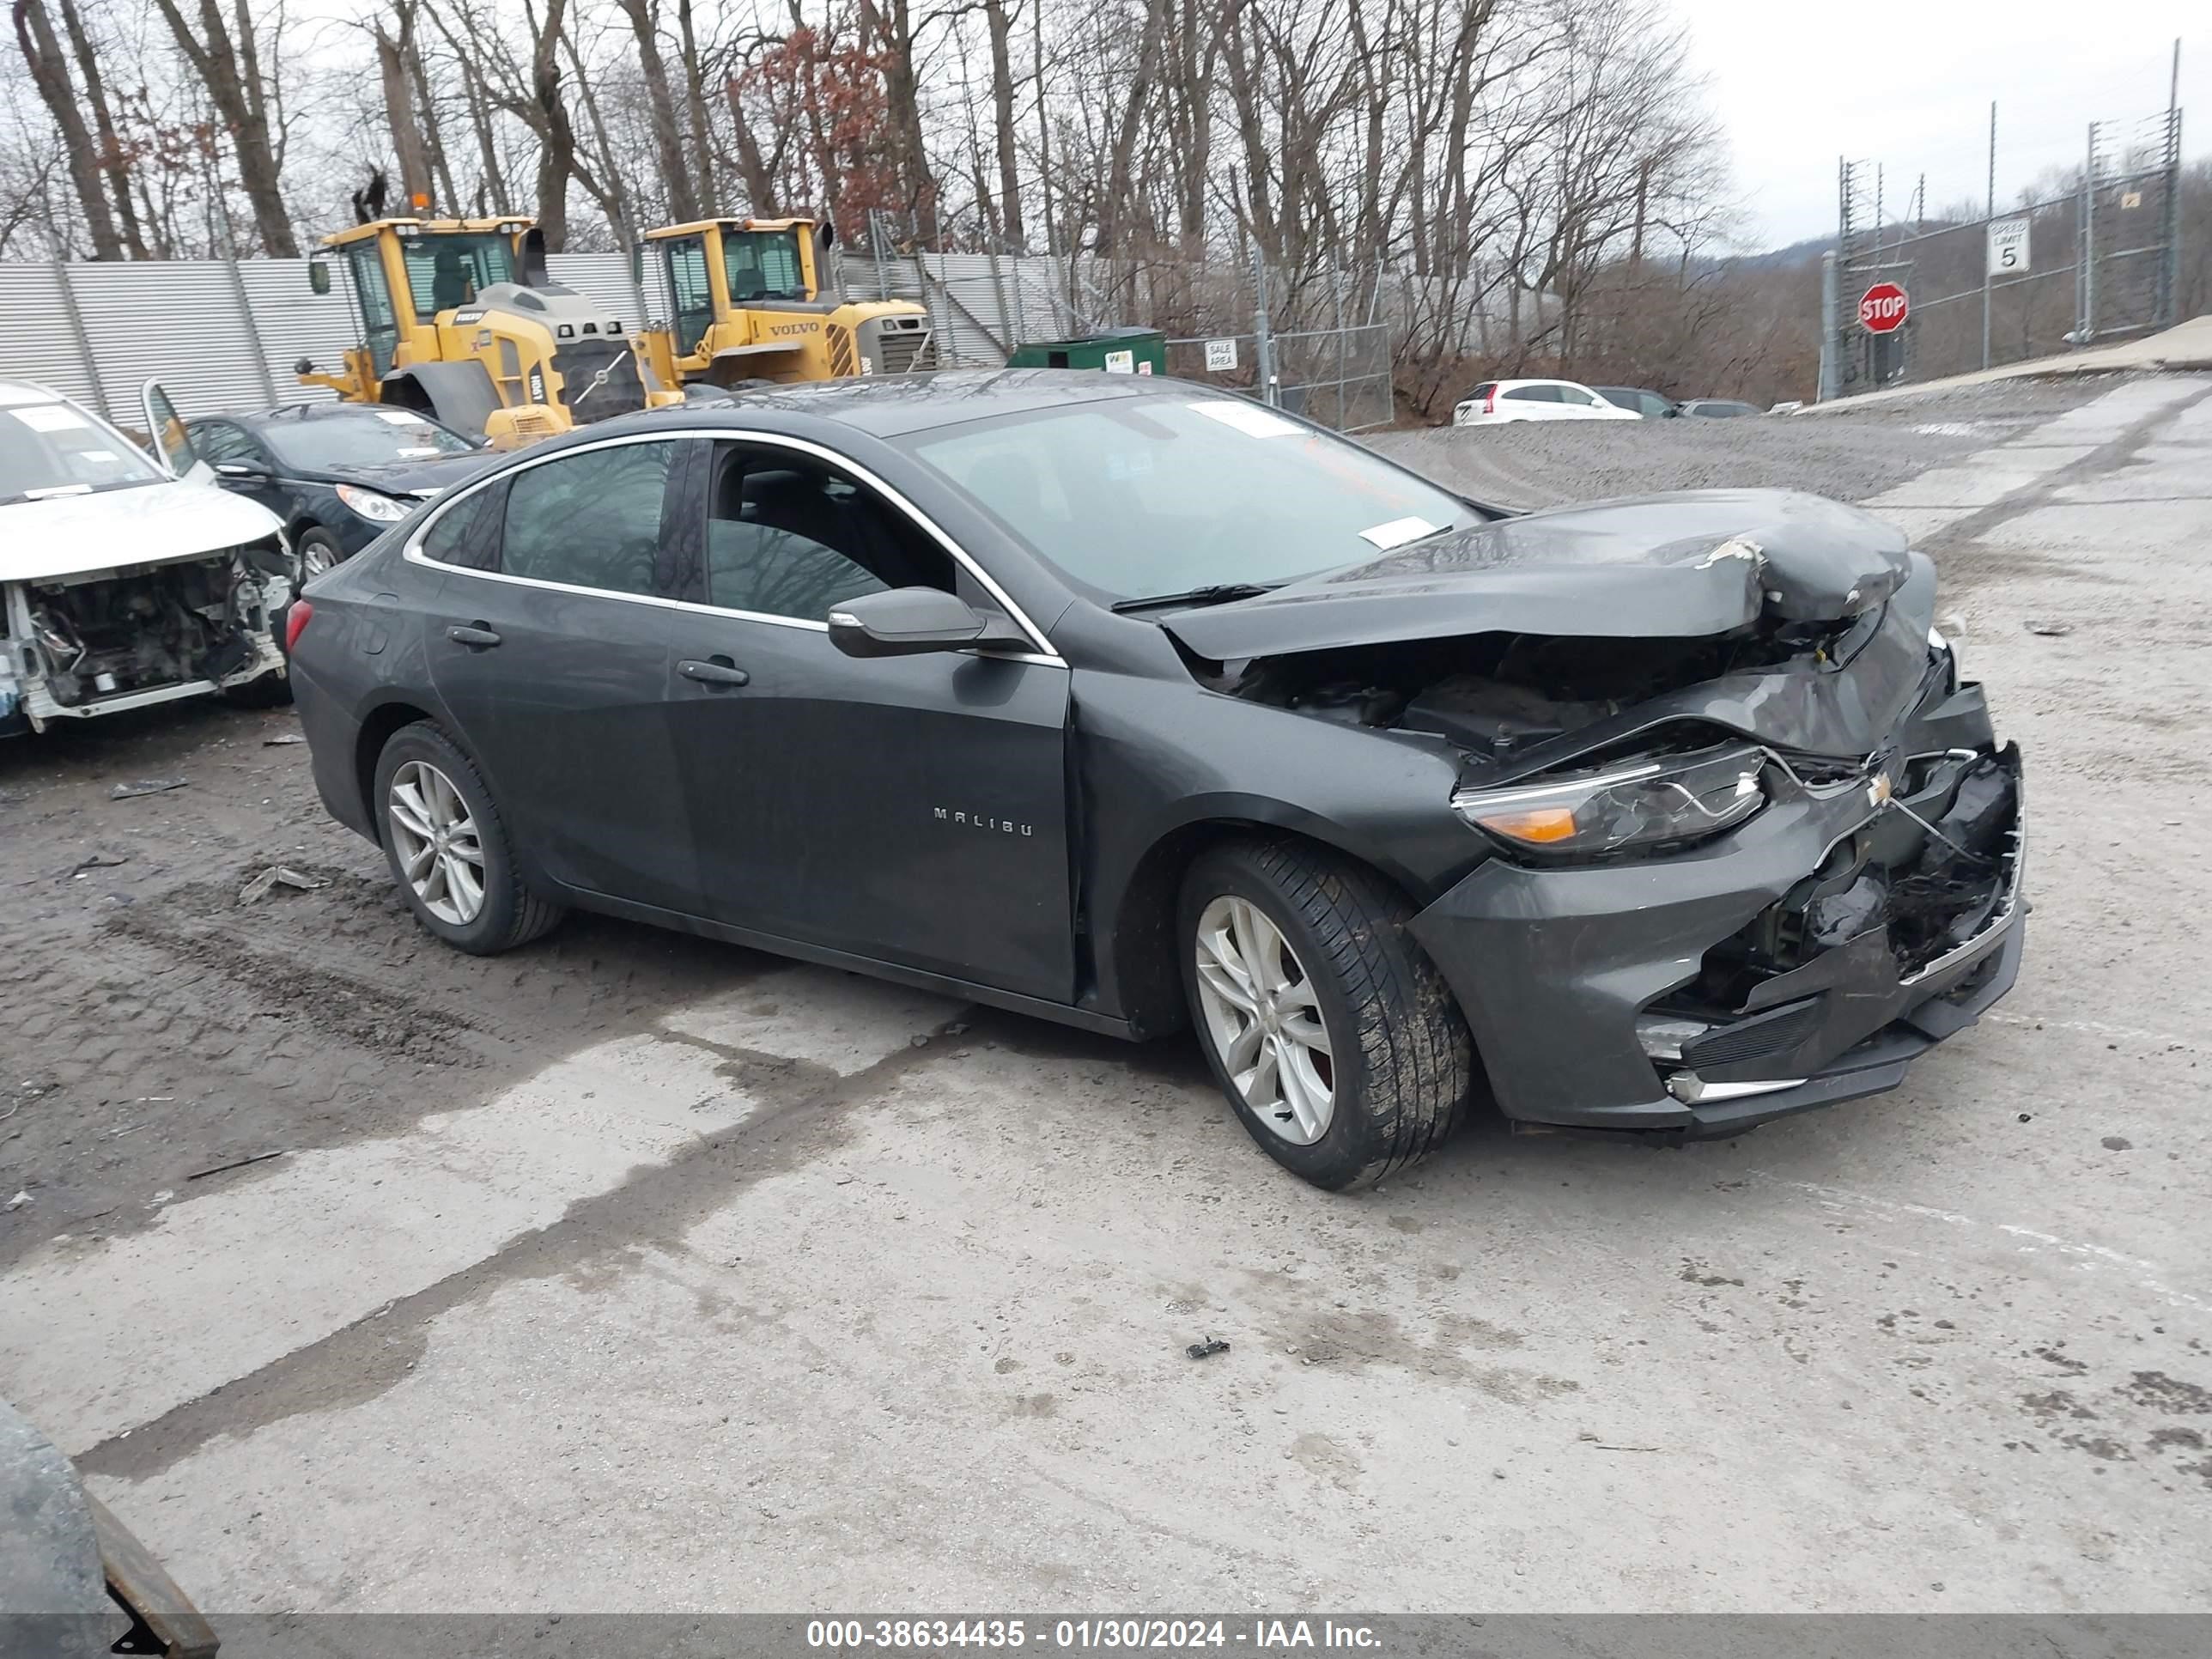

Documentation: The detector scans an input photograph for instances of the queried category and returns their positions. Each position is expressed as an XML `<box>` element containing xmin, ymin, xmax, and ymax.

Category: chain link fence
<box><xmin>1821</xmin><ymin>101</ymin><xmax>2185</xmax><ymax>398</ymax></box>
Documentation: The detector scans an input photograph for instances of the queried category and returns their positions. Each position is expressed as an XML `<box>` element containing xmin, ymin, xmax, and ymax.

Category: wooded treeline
<box><xmin>3</xmin><ymin>0</ymin><xmax>1869</xmax><ymax>409</ymax></box>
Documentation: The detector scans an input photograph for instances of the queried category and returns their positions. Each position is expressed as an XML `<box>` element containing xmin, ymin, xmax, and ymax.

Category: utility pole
<box><xmin>1981</xmin><ymin>100</ymin><xmax>1996</xmax><ymax>370</ymax></box>
<box><xmin>2161</xmin><ymin>39</ymin><xmax>2183</xmax><ymax>328</ymax></box>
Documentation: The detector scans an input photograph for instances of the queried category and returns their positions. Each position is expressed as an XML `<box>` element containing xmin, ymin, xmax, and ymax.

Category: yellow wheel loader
<box><xmin>295</xmin><ymin>217</ymin><xmax>681</xmax><ymax>445</ymax></box>
<box><xmin>636</xmin><ymin>218</ymin><xmax>937</xmax><ymax>392</ymax></box>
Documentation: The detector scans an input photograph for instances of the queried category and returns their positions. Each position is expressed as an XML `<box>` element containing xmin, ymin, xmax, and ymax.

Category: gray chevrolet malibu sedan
<box><xmin>286</xmin><ymin>370</ymin><xmax>2023</xmax><ymax>1190</ymax></box>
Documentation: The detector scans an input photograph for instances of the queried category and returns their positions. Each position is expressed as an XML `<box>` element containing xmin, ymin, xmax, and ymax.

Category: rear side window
<box><xmin>501</xmin><ymin>441</ymin><xmax>674</xmax><ymax>596</ymax></box>
<box><xmin>419</xmin><ymin>482</ymin><xmax>504</xmax><ymax>570</ymax></box>
<box><xmin>1504</xmin><ymin>385</ymin><xmax>1559</xmax><ymax>403</ymax></box>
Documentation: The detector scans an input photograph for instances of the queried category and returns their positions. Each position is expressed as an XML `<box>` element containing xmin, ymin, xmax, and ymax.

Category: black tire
<box><xmin>1178</xmin><ymin>838</ymin><xmax>1474</xmax><ymax>1191</ymax></box>
<box><xmin>372</xmin><ymin>720</ymin><xmax>565</xmax><ymax>953</ymax></box>
<box><xmin>296</xmin><ymin>526</ymin><xmax>347</xmax><ymax>581</ymax></box>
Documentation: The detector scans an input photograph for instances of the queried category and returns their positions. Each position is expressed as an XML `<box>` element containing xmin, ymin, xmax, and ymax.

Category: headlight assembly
<box><xmin>336</xmin><ymin>483</ymin><xmax>412</xmax><ymax>524</ymax></box>
<box><xmin>1452</xmin><ymin>744</ymin><xmax>1766</xmax><ymax>855</ymax></box>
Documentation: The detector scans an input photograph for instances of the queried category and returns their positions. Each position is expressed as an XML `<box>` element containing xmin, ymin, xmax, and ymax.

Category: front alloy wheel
<box><xmin>386</xmin><ymin>759</ymin><xmax>485</xmax><ymax>925</ymax></box>
<box><xmin>1193</xmin><ymin>896</ymin><xmax>1335</xmax><ymax>1145</ymax></box>
<box><xmin>1179</xmin><ymin>839</ymin><xmax>1476</xmax><ymax>1191</ymax></box>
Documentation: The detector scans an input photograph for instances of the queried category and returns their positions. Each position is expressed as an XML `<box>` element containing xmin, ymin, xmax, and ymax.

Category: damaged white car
<box><xmin>1</xmin><ymin>378</ymin><xmax>295</xmax><ymax>737</ymax></box>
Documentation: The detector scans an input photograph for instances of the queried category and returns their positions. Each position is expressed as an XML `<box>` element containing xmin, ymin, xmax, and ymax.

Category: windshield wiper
<box><xmin>1110</xmin><ymin>582</ymin><xmax>1276</xmax><ymax>614</ymax></box>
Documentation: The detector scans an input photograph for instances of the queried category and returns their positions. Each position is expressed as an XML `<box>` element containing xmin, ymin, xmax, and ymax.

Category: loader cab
<box><xmin>651</xmin><ymin>219</ymin><xmax>823</xmax><ymax>355</ymax></box>
<box><xmin>311</xmin><ymin>218</ymin><xmax>533</xmax><ymax>383</ymax></box>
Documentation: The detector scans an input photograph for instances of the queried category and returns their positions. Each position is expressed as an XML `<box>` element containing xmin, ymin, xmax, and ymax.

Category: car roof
<box><xmin>584</xmin><ymin>368</ymin><xmax>1216</xmax><ymax>442</ymax></box>
<box><xmin>0</xmin><ymin>380</ymin><xmax>71</xmax><ymax>407</ymax></box>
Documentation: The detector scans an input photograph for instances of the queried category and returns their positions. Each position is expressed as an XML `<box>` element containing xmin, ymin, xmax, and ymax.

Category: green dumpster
<box><xmin>1007</xmin><ymin>327</ymin><xmax>1166</xmax><ymax>377</ymax></box>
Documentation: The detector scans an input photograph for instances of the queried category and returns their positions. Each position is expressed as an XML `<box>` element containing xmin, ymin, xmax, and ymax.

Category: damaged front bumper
<box><xmin>1408</xmin><ymin>681</ymin><xmax>2025</xmax><ymax>1138</ymax></box>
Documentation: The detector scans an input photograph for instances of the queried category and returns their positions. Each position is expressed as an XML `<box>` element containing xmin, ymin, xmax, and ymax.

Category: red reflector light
<box><xmin>1485</xmin><ymin>387</ymin><xmax>1498</xmax><ymax>414</ymax></box>
<box><xmin>284</xmin><ymin>599</ymin><xmax>314</xmax><ymax>654</ymax></box>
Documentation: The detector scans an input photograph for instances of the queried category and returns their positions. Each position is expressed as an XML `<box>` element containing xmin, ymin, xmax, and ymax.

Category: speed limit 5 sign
<box><xmin>1987</xmin><ymin>216</ymin><xmax>2032</xmax><ymax>276</ymax></box>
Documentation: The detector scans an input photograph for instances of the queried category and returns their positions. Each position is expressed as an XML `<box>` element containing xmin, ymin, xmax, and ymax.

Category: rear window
<box><xmin>1467</xmin><ymin>383</ymin><xmax>1496</xmax><ymax>402</ymax></box>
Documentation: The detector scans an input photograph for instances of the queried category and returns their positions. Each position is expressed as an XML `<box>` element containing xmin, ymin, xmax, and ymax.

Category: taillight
<box><xmin>1485</xmin><ymin>387</ymin><xmax>1498</xmax><ymax>414</ymax></box>
<box><xmin>284</xmin><ymin>599</ymin><xmax>314</xmax><ymax>654</ymax></box>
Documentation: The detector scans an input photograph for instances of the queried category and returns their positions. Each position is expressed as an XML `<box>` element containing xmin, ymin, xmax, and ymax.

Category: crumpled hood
<box><xmin>1163</xmin><ymin>489</ymin><xmax>1911</xmax><ymax>661</ymax></box>
<box><xmin>0</xmin><ymin>479</ymin><xmax>282</xmax><ymax>586</ymax></box>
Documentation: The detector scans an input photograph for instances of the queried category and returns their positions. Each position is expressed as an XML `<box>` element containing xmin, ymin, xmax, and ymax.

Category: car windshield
<box><xmin>908</xmin><ymin>398</ymin><xmax>1480</xmax><ymax>603</ymax></box>
<box><xmin>725</xmin><ymin>229</ymin><xmax>807</xmax><ymax>302</ymax></box>
<box><xmin>264</xmin><ymin>411</ymin><xmax>476</xmax><ymax>471</ymax></box>
<box><xmin>0</xmin><ymin>398</ymin><xmax>165</xmax><ymax>506</ymax></box>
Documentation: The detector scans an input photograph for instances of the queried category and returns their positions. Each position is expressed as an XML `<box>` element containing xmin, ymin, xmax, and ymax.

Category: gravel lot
<box><xmin>3</xmin><ymin>372</ymin><xmax>2210</xmax><ymax>1618</ymax></box>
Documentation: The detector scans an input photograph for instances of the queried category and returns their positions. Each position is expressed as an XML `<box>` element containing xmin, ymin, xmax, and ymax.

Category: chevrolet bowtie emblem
<box><xmin>1868</xmin><ymin>770</ymin><xmax>1895</xmax><ymax>808</ymax></box>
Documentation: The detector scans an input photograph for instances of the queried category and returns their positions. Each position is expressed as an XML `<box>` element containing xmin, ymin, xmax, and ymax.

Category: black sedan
<box><xmin>287</xmin><ymin>372</ymin><xmax>2024</xmax><ymax>1190</ymax></box>
<box><xmin>187</xmin><ymin>403</ymin><xmax>501</xmax><ymax>576</ymax></box>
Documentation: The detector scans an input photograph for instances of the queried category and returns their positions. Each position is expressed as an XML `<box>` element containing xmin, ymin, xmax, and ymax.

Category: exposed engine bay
<box><xmin>1200</xmin><ymin>621</ymin><xmax>1862</xmax><ymax>759</ymax></box>
<box><xmin>3</xmin><ymin>544</ymin><xmax>290</xmax><ymax>728</ymax></box>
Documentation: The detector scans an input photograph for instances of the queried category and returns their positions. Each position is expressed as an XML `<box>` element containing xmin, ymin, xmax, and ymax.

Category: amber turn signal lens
<box><xmin>1474</xmin><ymin>806</ymin><xmax>1578</xmax><ymax>844</ymax></box>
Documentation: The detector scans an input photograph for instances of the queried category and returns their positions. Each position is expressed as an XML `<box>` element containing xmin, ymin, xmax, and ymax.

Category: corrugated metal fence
<box><xmin>2</xmin><ymin>249</ymin><xmax>1391</xmax><ymax>428</ymax></box>
<box><xmin>1</xmin><ymin>253</ymin><xmax>674</xmax><ymax>420</ymax></box>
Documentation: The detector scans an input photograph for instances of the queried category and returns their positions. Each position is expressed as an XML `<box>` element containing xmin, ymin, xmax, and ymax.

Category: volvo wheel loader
<box><xmin>295</xmin><ymin>217</ymin><xmax>681</xmax><ymax>444</ymax></box>
<box><xmin>636</xmin><ymin>218</ymin><xmax>937</xmax><ymax>392</ymax></box>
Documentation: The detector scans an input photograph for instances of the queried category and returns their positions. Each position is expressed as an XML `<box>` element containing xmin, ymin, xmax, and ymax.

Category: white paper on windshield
<box><xmin>1188</xmin><ymin>400</ymin><xmax>1301</xmax><ymax>439</ymax></box>
<box><xmin>1358</xmin><ymin>515</ymin><xmax>1442</xmax><ymax>550</ymax></box>
<box><xmin>375</xmin><ymin>410</ymin><xmax>427</xmax><ymax>426</ymax></box>
<box><xmin>81</xmin><ymin>448</ymin><xmax>118</xmax><ymax>462</ymax></box>
<box><xmin>15</xmin><ymin>404</ymin><xmax>93</xmax><ymax>432</ymax></box>
<box><xmin>398</xmin><ymin>446</ymin><xmax>441</xmax><ymax>458</ymax></box>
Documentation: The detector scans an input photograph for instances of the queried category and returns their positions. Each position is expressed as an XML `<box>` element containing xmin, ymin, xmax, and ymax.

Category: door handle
<box><xmin>678</xmin><ymin>656</ymin><xmax>750</xmax><ymax>688</ymax></box>
<box><xmin>447</xmin><ymin>623</ymin><xmax>501</xmax><ymax>648</ymax></box>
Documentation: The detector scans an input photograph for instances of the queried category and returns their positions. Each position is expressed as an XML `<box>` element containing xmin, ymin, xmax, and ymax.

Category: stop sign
<box><xmin>1859</xmin><ymin>281</ymin><xmax>1910</xmax><ymax>334</ymax></box>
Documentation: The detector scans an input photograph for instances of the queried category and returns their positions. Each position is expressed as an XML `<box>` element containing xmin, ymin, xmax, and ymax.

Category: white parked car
<box><xmin>2</xmin><ymin>379</ymin><xmax>295</xmax><ymax>737</ymax></box>
<box><xmin>1452</xmin><ymin>378</ymin><xmax>1644</xmax><ymax>427</ymax></box>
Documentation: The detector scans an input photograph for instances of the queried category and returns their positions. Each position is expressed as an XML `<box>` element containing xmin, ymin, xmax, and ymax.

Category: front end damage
<box><xmin>2</xmin><ymin>540</ymin><xmax>292</xmax><ymax>734</ymax></box>
<box><xmin>1167</xmin><ymin>489</ymin><xmax>2025</xmax><ymax>1136</ymax></box>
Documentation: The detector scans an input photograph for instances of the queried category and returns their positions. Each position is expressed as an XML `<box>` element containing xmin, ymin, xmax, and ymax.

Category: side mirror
<box><xmin>308</xmin><ymin>260</ymin><xmax>331</xmax><ymax>296</ymax></box>
<box><xmin>215</xmin><ymin>460</ymin><xmax>270</xmax><ymax>481</ymax></box>
<box><xmin>827</xmin><ymin>586</ymin><xmax>1030</xmax><ymax>659</ymax></box>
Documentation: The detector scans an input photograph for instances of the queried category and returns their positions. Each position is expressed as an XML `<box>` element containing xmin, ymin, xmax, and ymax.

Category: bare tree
<box><xmin>147</xmin><ymin>0</ymin><xmax>299</xmax><ymax>252</ymax></box>
<box><xmin>11</xmin><ymin>0</ymin><xmax>123</xmax><ymax>255</ymax></box>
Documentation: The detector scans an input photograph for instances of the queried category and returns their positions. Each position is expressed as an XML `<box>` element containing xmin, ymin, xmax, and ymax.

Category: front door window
<box><xmin>349</xmin><ymin>249</ymin><xmax>400</xmax><ymax>379</ymax></box>
<box><xmin>664</xmin><ymin>237</ymin><xmax>715</xmax><ymax>354</ymax></box>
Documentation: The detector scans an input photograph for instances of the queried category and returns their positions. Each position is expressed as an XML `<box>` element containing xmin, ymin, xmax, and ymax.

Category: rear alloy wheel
<box><xmin>373</xmin><ymin>722</ymin><xmax>564</xmax><ymax>953</ymax></box>
<box><xmin>1180</xmin><ymin>839</ymin><xmax>1475</xmax><ymax>1191</ymax></box>
<box><xmin>387</xmin><ymin>759</ymin><xmax>486</xmax><ymax>926</ymax></box>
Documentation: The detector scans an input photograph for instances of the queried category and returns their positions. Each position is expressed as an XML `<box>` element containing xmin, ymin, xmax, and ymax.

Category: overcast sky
<box><xmin>1678</xmin><ymin>1</ymin><xmax>2204</xmax><ymax>249</ymax></box>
